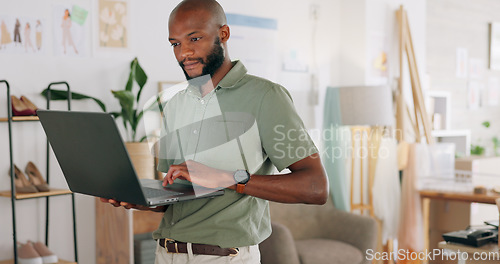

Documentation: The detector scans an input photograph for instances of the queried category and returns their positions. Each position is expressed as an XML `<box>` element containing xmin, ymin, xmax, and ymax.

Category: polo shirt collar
<box><xmin>185</xmin><ymin>60</ymin><xmax>247</xmax><ymax>96</ymax></box>
<box><xmin>217</xmin><ymin>60</ymin><xmax>247</xmax><ymax>89</ymax></box>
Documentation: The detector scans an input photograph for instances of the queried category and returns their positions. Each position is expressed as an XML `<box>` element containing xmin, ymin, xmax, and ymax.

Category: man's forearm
<box><xmin>227</xmin><ymin>154</ymin><xmax>329</xmax><ymax>204</ymax></box>
<box><xmin>228</xmin><ymin>171</ymin><xmax>328</xmax><ymax>204</ymax></box>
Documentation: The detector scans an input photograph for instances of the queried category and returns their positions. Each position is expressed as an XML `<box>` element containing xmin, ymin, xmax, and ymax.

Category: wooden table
<box><xmin>420</xmin><ymin>190</ymin><xmax>500</xmax><ymax>264</ymax></box>
<box><xmin>420</xmin><ymin>190</ymin><xmax>500</xmax><ymax>205</ymax></box>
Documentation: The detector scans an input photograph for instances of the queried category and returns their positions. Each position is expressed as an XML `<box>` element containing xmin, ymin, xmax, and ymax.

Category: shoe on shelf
<box><xmin>20</xmin><ymin>96</ymin><xmax>39</xmax><ymax>113</ymax></box>
<box><xmin>20</xmin><ymin>95</ymin><xmax>38</xmax><ymax>114</ymax></box>
<box><xmin>25</xmin><ymin>162</ymin><xmax>50</xmax><ymax>192</ymax></box>
<box><xmin>31</xmin><ymin>241</ymin><xmax>58</xmax><ymax>264</ymax></box>
<box><xmin>9</xmin><ymin>165</ymin><xmax>38</xmax><ymax>194</ymax></box>
<box><xmin>11</xmin><ymin>96</ymin><xmax>36</xmax><ymax>116</ymax></box>
<box><xmin>17</xmin><ymin>241</ymin><xmax>43</xmax><ymax>264</ymax></box>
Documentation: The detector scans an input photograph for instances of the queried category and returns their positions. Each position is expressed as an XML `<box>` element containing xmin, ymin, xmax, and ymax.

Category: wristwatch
<box><xmin>233</xmin><ymin>170</ymin><xmax>250</xmax><ymax>194</ymax></box>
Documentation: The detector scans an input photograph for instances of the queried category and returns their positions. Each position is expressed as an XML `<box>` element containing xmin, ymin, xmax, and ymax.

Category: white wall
<box><xmin>0</xmin><ymin>0</ymin><xmax>340</xmax><ymax>262</ymax></box>
<box><xmin>338</xmin><ymin>0</ymin><xmax>427</xmax><ymax>89</ymax></box>
<box><xmin>427</xmin><ymin>0</ymin><xmax>500</xmax><ymax>154</ymax></box>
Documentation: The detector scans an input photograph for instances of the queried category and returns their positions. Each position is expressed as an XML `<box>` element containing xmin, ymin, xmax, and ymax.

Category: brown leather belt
<box><xmin>158</xmin><ymin>238</ymin><xmax>239</xmax><ymax>257</ymax></box>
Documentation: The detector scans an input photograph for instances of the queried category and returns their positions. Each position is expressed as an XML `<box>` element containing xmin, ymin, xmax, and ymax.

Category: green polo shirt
<box><xmin>153</xmin><ymin>60</ymin><xmax>318</xmax><ymax>248</ymax></box>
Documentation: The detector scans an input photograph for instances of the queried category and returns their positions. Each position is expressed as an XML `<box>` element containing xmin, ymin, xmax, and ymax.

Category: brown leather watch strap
<box><xmin>236</xmin><ymin>183</ymin><xmax>245</xmax><ymax>194</ymax></box>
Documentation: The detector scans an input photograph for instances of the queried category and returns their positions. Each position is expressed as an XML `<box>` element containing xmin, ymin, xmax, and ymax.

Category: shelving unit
<box><xmin>0</xmin><ymin>116</ymin><xmax>39</xmax><ymax>122</ymax></box>
<box><xmin>432</xmin><ymin>129</ymin><xmax>471</xmax><ymax>157</ymax></box>
<box><xmin>0</xmin><ymin>189</ymin><xmax>73</xmax><ymax>200</ymax></box>
<box><xmin>1</xmin><ymin>80</ymin><xmax>78</xmax><ymax>264</ymax></box>
<box><xmin>424</xmin><ymin>90</ymin><xmax>451</xmax><ymax>130</ymax></box>
<box><xmin>425</xmin><ymin>90</ymin><xmax>471</xmax><ymax>157</ymax></box>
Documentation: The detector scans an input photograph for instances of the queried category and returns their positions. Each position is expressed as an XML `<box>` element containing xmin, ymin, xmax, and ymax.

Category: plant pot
<box><xmin>125</xmin><ymin>142</ymin><xmax>155</xmax><ymax>180</ymax></box>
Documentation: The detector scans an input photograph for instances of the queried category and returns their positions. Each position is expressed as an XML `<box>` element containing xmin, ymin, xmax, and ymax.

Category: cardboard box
<box><xmin>455</xmin><ymin>156</ymin><xmax>500</xmax><ymax>186</ymax></box>
<box><xmin>455</xmin><ymin>156</ymin><xmax>500</xmax><ymax>226</ymax></box>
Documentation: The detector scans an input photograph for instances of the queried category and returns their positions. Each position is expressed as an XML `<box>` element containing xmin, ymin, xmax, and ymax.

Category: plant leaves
<box><xmin>131</xmin><ymin>109</ymin><xmax>139</xmax><ymax>132</ymax></box>
<box><xmin>125</xmin><ymin>58</ymin><xmax>137</xmax><ymax>92</ymax></box>
<box><xmin>135</xmin><ymin>110</ymin><xmax>144</xmax><ymax>128</ymax></box>
<box><xmin>135</xmin><ymin>62</ymin><xmax>147</xmax><ymax>88</ymax></box>
<box><xmin>41</xmin><ymin>88</ymin><xmax>107</xmax><ymax>112</ymax></box>
<box><xmin>111</xmin><ymin>90</ymin><xmax>134</xmax><ymax>125</ymax></box>
<box><xmin>110</xmin><ymin>112</ymin><xmax>121</xmax><ymax>118</ymax></box>
<box><xmin>113</xmin><ymin>57</ymin><xmax>149</xmax><ymax>141</ymax></box>
<box><xmin>125</xmin><ymin>72</ymin><xmax>134</xmax><ymax>92</ymax></box>
<box><xmin>470</xmin><ymin>144</ymin><xmax>485</xmax><ymax>155</ymax></box>
<box><xmin>482</xmin><ymin>121</ymin><xmax>490</xmax><ymax>128</ymax></box>
<box><xmin>134</xmin><ymin>58</ymin><xmax>148</xmax><ymax>103</ymax></box>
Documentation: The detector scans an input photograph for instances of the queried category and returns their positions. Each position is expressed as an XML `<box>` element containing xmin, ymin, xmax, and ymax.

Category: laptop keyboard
<box><xmin>142</xmin><ymin>187</ymin><xmax>183</xmax><ymax>198</ymax></box>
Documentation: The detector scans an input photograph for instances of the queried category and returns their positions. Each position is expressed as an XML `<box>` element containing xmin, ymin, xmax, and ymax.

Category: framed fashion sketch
<box><xmin>97</xmin><ymin>0</ymin><xmax>129</xmax><ymax>49</ymax></box>
<box><xmin>92</xmin><ymin>0</ymin><xmax>131</xmax><ymax>56</ymax></box>
<box><xmin>53</xmin><ymin>4</ymin><xmax>89</xmax><ymax>57</ymax></box>
<box><xmin>1</xmin><ymin>16</ymin><xmax>46</xmax><ymax>55</ymax></box>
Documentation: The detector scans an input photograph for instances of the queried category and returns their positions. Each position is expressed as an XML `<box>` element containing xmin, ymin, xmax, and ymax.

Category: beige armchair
<box><xmin>259</xmin><ymin>199</ymin><xmax>377</xmax><ymax>264</ymax></box>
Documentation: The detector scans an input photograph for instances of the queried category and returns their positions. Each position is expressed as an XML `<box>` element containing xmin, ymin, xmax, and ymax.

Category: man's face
<box><xmin>178</xmin><ymin>37</ymin><xmax>224</xmax><ymax>80</ymax></box>
<box><xmin>168</xmin><ymin>10</ymin><xmax>225</xmax><ymax>80</ymax></box>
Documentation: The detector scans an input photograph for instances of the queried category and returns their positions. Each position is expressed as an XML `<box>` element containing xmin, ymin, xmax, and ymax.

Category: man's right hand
<box><xmin>99</xmin><ymin>198</ymin><xmax>167</xmax><ymax>212</ymax></box>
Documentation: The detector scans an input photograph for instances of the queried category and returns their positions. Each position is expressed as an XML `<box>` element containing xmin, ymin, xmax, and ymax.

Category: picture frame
<box><xmin>157</xmin><ymin>81</ymin><xmax>182</xmax><ymax>95</ymax></box>
<box><xmin>92</xmin><ymin>0</ymin><xmax>132</xmax><ymax>56</ymax></box>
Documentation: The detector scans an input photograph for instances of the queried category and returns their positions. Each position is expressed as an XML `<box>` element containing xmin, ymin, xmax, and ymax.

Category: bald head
<box><xmin>169</xmin><ymin>0</ymin><xmax>227</xmax><ymax>28</ymax></box>
<box><xmin>168</xmin><ymin>0</ymin><xmax>232</xmax><ymax>82</ymax></box>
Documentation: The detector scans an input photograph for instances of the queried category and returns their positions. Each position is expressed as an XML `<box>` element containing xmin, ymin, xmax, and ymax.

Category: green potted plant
<box><xmin>42</xmin><ymin>57</ymin><xmax>156</xmax><ymax>179</ymax></box>
<box><xmin>469</xmin><ymin>121</ymin><xmax>500</xmax><ymax>156</ymax></box>
<box><xmin>111</xmin><ymin>57</ymin><xmax>154</xmax><ymax>179</ymax></box>
<box><xmin>110</xmin><ymin>57</ymin><xmax>148</xmax><ymax>142</ymax></box>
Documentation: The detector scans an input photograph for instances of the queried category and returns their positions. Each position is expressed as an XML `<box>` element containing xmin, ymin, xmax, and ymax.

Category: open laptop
<box><xmin>37</xmin><ymin>110</ymin><xmax>224</xmax><ymax>206</ymax></box>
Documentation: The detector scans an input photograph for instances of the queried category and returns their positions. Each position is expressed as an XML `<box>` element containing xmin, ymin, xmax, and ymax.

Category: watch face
<box><xmin>234</xmin><ymin>170</ymin><xmax>250</xmax><ymax>184</ymax></box>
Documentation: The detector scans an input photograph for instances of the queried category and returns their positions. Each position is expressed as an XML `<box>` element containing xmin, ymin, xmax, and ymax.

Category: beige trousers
<box><xmin>154</xmin><ymin>243</ymin><xmax>261</xmax><ymax>264</ymax></box>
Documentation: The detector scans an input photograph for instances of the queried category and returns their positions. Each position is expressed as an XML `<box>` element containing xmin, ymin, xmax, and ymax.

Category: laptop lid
<box><xmin>37</xmin><ymin>110</ymin><xmax>223</xmax><ymax>206</ymax></box>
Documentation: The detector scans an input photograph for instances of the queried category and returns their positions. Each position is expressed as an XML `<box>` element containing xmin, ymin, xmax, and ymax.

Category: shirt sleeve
<box><xmin>256</xmin><ymin>85</ymin><xmax>318</xmax><ymax>172</ymax></box>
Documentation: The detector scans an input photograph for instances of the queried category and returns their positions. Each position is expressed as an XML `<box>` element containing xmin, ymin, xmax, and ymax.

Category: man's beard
<box><xmin>179</xmin><ymin>37</ymin><xmax>225</xmax><ymax>81</ymax></box>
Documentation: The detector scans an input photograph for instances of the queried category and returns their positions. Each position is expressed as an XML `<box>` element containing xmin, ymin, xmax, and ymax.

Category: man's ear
<box><xmin>219</xmin><ymin>25</ymin><xmax>230</xmax><ymax>43</ymax></box>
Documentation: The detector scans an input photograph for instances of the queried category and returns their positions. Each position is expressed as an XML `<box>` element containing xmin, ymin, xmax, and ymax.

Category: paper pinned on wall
<box><xmin>487</xmin><ymin>77</ymin><xmax>499</xmax><ymax>106</ymax></box>
<box><xmin>0</xmin><ymin>16</ymin><xmax>46</xmax><ymax>55</ymax></box>
<box><xmin>98</xmin><ymin>0</ymin><xmax>128</xmax><ymax>49</ymax></box>
<box><xmin>468</xmin><ymin>58</ymin><xmax>484</xmax><ymax>79</ymax></box>
<box><xmin>467</xmin><ymin>80</ymin><xmax>483</xmax><ymax>109</ymax></box>
<box><xmin>456</xmin><ymin>48</ymin><xmax>468</xmax><ymax>79</ymax></box>
<box><xmin>282</xmin><ymin>48</ymin><xmax>308</xmax><ymax>72</ymax></box>
<box><xmin>367</xmin><ymin>31</ymin><xmax>388</xmax><ymax>85</ymax></box>
<box><xmin>71</xmin><ymin>5</ymin><xmax>89</xmax><ymax>26</ymax></box>
<box><xmin>53</xmin><ymin>5</ymin><xmax>88</xmax><ymax>57</ymax></box>
<box><xmin>226</xmin><ymin>13</ymin><xmax>278</xmax><ymax>81</ymax></box>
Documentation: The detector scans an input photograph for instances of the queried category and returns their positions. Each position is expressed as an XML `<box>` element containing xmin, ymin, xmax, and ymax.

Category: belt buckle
<box><xmin>164</xmin><ymin>238</ymin><xmax>179</xmax><ymax>254</ymax></box>
<box><xmin>228</xmin><ymin>248</ymin><xmax>239</xmax><ymax>257</ymax></box>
